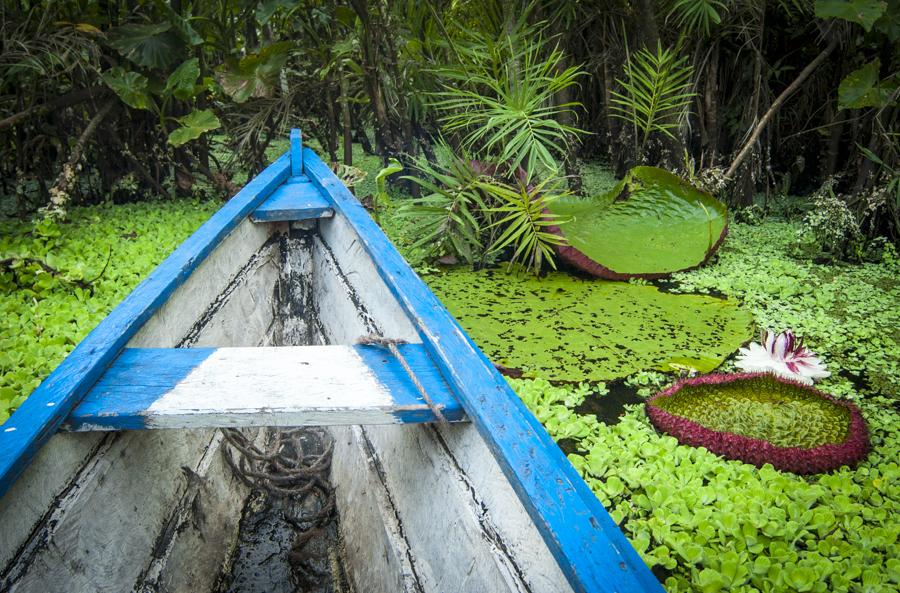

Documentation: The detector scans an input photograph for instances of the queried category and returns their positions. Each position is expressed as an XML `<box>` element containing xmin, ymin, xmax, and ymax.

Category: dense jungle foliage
<box><xmin>1</xmin><ymin>0</ymin><xmax>897</xmax><ymax>236</ymax></box>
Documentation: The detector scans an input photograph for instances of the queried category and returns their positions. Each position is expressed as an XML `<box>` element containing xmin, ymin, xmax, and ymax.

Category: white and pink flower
<box><xmin>735</xmin><ymin>330</ymin><xmax>830</xmax><ymax>385</ymax></box>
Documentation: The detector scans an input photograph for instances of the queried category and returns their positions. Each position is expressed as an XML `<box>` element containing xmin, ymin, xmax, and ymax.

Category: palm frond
<box><xmin>610</xmin><ymin>41</ymin><xmax>696</xmax><ymax>153</ymax></box>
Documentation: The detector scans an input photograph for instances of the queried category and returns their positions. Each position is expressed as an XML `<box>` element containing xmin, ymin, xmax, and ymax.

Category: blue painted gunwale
<box><xmin>0</xmin><ymin>153</ymin><xmax>291</xmax><ymax>498</ymax></box>
<box><xmin>250</xmin><ymin>177</ymin><xmax>334</xmax><ymax>222</ymax></box>
<box><xmin>303</xmin><ymin>148</ymin><xmax>664</xmax><ymax>593</ymax></box>
<box><xmin>64</xmin><ymin>344</ymin><xmax>463</xmax><ymax>430</ymax></box>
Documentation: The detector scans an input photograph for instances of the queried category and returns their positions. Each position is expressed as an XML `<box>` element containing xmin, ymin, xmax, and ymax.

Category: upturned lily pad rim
<box><xmin>645</xmin><ymin>373</ymin><xmax>870</xmax><ymax>474</ymax></box>
<box><xmin>545</xmin><ymin>166</ymin><xmax>730</xmax><ymax>280</ymax></box>
<box><xmin>546</xmin><ymin>217</ymin><xmax>729</xmax><ymax>280</ymax></box>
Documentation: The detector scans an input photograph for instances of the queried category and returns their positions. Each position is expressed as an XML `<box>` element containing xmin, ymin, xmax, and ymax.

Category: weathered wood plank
<box><xmin>250</xmin><ymin>178</ymin><xmax>333</xmax><ymax>222</ymax></box>
<box><xmin>304</xmin><ymin>147</ymin><xmax>664</xmax><ymax>593</ymax></box>
<box><xmin>0</xmin><ymin>154</ymin><xmax>291</xmax><ymax>498</ymax></box>
<box><xmin>65</xmin><ymin>344</ymin><xmax>464</xmax><ymax>431</ymax></box>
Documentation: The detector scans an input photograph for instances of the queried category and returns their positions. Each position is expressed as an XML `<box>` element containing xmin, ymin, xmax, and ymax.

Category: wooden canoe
<box><xmin>0</xmin><ymin>131</ymin><xmax>663</xmax><ymax>593</ymax></box>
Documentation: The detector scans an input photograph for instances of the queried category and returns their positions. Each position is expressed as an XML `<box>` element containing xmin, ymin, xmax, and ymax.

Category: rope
<box><xmin>357</xmin><ymin>334</ymin><xmax>449</xmax><ymax>426</ymax></box>
<box><xmin>221</xmin><ymin>427</ymin><xmax>342</xmax><ymax>588</ymax></box>
<box><xmin>221</xmin><ymin>427</ymin><xmax>335</xmax><ymax>521</ymax></box>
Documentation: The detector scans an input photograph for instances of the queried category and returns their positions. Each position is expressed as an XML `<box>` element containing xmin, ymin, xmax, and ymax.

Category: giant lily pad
<box><xmin>426</xmin><ymin>268</ymin><xmax>754</xmax><ymax>382</ymax></box>
<box><xmin>646</xmin><ymin>373</ymin><xmax>870</xmax><ymax>474</ymax></box>
<box><xmin>547</xmin><ymin>167</ymin><xmax>728</xmax><ymax>279</ymax></box>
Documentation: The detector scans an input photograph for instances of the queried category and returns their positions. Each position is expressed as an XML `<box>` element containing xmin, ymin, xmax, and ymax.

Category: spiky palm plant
<box><xmin>400</xmin><ymin>147</ymin><xmax>493</xmax><ymax>265</ymax></box>
<box><xmin>610</xmin><ymin>41</ymin><xmax>696</xmax><ymax>159</ymax></box>
<box><xmin>481</xmin><ymin>177</ymin><xmax>570</xmax><ymax>275</ymax></box>
<box><xmin>667</xmin><ymin>0</ymin><xmax>729</xmax><ymax>36</ymax></box>
<box><xmin>429</xmin><ymin>28</ymin><xmax>584</xmax><ymax>182</ymax></box>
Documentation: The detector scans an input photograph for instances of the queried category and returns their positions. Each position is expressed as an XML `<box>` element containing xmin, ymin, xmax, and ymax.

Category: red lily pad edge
<box><xmin>645</xmin><ymin>373</ymin><xmax>870</xmax><ymax>475</ymax></box>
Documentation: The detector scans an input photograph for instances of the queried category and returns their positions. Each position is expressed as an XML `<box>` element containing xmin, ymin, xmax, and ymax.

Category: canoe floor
<box><xmin>0</xmin><ymin>217</ymin><xmax>573</xmax><ymax>593</ymax></box>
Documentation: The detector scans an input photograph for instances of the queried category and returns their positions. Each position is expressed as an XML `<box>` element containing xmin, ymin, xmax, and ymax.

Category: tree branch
<box><xmin>725</xmin><ymin>38</ymin><xmax>838</xmax><ymax>180</ymax></box>
<box><xmin>0</xmin><ymin>87</ymin><xmax>106</xmax><ymax>132</ymax></box>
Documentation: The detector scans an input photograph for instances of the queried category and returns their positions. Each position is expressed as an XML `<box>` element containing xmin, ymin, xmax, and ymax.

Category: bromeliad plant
<box><xmin>400</xmin><ymin>149</ymin><xmax>492</xmax><ymax>266</ymax></box>
<box><xmin>401</xmin><ymin>145</ymin><xmax>573</xmax><ymax>274</ymax></box>
<box><xmin>480</xmin><ymin>177</ymin><xmax>570</xmax><ymax>274</ymax></box>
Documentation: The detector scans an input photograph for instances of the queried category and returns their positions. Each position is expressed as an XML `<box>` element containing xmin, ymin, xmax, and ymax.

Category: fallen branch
<box><xmin>725</xmin><ymin>38</ymin><xmax>838</xmax><ymax>180</ymax></box>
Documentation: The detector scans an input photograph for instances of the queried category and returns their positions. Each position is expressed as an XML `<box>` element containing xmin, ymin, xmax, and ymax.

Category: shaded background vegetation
<box><xmin>1</xmin><ymin>0</ymin><xmax>897</xmax><ymax>243</ymax></box>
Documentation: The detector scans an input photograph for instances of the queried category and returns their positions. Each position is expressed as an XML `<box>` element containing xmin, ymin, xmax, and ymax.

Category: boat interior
<box><xmin>0</xmin><ymin>206</ymin><xmax>573</xmax><ymax>593</ymax></box>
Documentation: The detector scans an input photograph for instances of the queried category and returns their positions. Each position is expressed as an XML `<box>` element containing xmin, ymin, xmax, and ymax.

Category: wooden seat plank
<box><xmin>250</xmin><ymin>177</ymin><xmax>334</xmax><ymax>222</ymax></box>
<box><xmin>64</xmin><ymin>344</ymin><xmax>464</xmax><ymax>431</ymax></box>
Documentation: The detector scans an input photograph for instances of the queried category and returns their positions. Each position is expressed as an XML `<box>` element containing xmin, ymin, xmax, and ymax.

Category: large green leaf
<box><xmin>256</xmin><ymin>0</ymin><xmax>298</xmax><ymax>25</ymax></box>
<box><xmin>108</xmin><ymin>22</ymin><xmax>183</xmax><ymax>70</ymax></box>
<box><xmin>167</xmin><ymin>109</ymin><xmax>221</xmax><ymax>147</ymax></box>
<box><xmin>164</xmin><ymin>58</ymin><xmax>201</xmax><ymax>100</ymax></box>
<box><xmin>838</xmin><ymin>59</ymin><xmax>898</xmax><ymax>108</ymax></box>
<box><xmin>546</xmin><ymin>167</ymin><xmax>728</xmax><ymax>279</ymax></box>
<box><xmin>814</xmin><ymin>0</ymin><xmax>887</xmax><ymax>31</ymax></box>
<box><xmin>156</xmin><ymin>1</ymin><xmax>203</xmax><ymax>46</ymax></box>
<box><xmin>426</xmin><ymin>267</ymin><xmax>754</xmax><ymax>382</ymax></box>
<box><xmin>218</xmin><ymin>42</ymin><xmax>292</xmax><ymax>103</ymax></box>
<box><xmin>101</xmin><ymin>67</ymin><xmax>152</xmax><ymax>110</ymax></box>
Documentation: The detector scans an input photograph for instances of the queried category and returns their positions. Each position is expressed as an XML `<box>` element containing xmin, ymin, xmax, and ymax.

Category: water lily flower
<box><xmin>735</xmin><ymin>330</ymin><xmax>830</xmax><ymax>385</ymax></box>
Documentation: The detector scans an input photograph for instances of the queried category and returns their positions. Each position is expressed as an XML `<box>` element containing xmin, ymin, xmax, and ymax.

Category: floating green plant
<box><xmin>647</xmin><ymin>373</ymin><xmax>870</xmax><ymax>474</ymax></box>
<box><xmin>546</xmin><ymin>166</ymin><xmax>728</xmax><ymax>279</ymax></box>
<box><xmin>425</xmin><ymin>267</ymin><xmax>754</xmax><ymax>382</ymax></box>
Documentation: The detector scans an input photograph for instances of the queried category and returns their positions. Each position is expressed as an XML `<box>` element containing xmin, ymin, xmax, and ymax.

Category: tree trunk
<box><xmin>46</xmin><ymin>101</ymin><xmax>115</xmax><ymax>218</ymax></box>
<box><xmin>703</xmin><ymin>41</ymin><xmax>720</xmax><ymax>165</ymax></box>
<box><xmin>350</xmin><ymin>0</ymin><xmax>398</xmax><ymax>159</ymax></box>
<box><xmin>633</xmin><ymin>0</ymin><xmax>659</xmax><ymax>49</ymax></box>
<box><xmin>340</xmin><ymin>70</ymin><xmax>353</xmax><ymax>166</ymax></box>
<box><xmin>823</xmin><ymin>105</ymin><xmax>846</xmax><ymax>179</ymax></box>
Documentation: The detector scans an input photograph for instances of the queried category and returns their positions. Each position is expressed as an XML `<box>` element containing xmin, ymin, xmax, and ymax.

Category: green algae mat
<box><xmin>426</xmin><ymin>268</ymin><xmax>754</xmax><ymax>382</ymax></box>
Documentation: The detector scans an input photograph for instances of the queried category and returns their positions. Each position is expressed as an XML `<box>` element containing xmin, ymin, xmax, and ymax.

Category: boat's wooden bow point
<box><xmin>64</xmin><ymin>344</ymin><xmax>464</xmax><ymax>431</ymax></box>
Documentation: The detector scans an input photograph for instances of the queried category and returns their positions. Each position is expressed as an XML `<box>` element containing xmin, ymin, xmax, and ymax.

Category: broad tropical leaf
<box><xmin>815</xmin><ymin>0</ymin><xmax>887</xmax><ymax>31</ymax></box>
<box><xmin>219</xmin><ymin>42</ymin><xmax>292</xmax><ymax>103</ymax></box>
<box><xmin>546</xmin><ymin>167</ymin><xmax>728</xmax><ymax>279</ymax></box>
<box><xmin>164</xmin><ymin>58</ymin><xmax>201</xmax><ymax>100</ymax></box>
<box><xmin>838</xmin><ymin>59</ymin><xmax>898</xmax><ymax>108</ymax></box>
<box><xmin>167</xmin><ymin>109</ymin><xmax>221</xmax><ymax>146</ymax></box>
<box><xmin>108</xmin><ymin>22</ymin><xmax>183</xmax><ymax>70</ymax></box>
<box><xmin>256</xmin><ymin>0</ymin><xmax>298</xmax><ymax>25</ymax></box>
<box><xmin>158</xmin><ymin>2</ymin><xmax>203</xmax><ymax>46</ymax></box>
<box><xmin>101</xmin><ymin>67</ymin><xmax>151</xmax><ymax>110</ymax></box>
